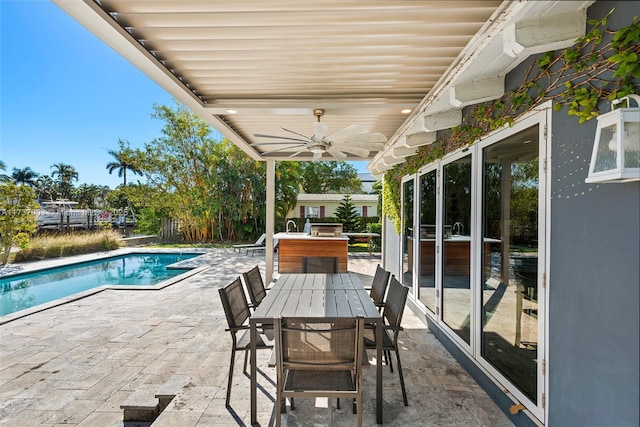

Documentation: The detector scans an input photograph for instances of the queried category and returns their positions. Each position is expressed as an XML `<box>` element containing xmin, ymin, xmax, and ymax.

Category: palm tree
<box><xmin>36</xmin><ymin>175</ymin><xmax>58</xmax><ymax>201</ymax></box>
<box><xmin>50</xmin><ymin>163</ymin><xmax>78</xmax><ymax>199</ymax></box>
<box><xmin>0</xmin><ymin>161</ymin><xmax>11</xmax><ymax>183</ymax></box>
<box><xmin>106</xmin><ymin>139</ymin><xmax>142</xmax><ymax>186</ymax></box>
<box><xmin>11</xmin><ymin>166</ymin><xmax>39</xmax><ymax>187</ymax></box>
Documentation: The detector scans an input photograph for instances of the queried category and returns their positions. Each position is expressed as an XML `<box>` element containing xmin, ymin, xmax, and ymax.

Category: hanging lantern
<box><xmin>586</xmin><ymin>94</ymin><xmax>640</xmax><ymax>183</ymax></box>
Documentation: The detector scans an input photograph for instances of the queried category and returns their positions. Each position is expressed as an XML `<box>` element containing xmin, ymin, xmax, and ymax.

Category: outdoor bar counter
<box><xmin>275</xmin><ymin>231</ymin><xmax>349</xmax><ymax>273</ymax></box>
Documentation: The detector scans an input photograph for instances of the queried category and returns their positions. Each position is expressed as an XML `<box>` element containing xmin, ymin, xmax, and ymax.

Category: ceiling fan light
<box><xmin>309</xmin><ymin>146</ymin><xmax>325</xmax><ymax>154</ymax></box>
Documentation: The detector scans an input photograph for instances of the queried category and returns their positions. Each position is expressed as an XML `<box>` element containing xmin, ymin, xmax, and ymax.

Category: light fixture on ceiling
<box><xmin>586</xmin><ymin>94</ymin><xmax>640</xmax><ymax>183</ymax></box>
<box><xmin>226</xmin><ymin>109</ymin><xmax>238</xmax><ymax>114</ymax></box>
<box><xmin>401</xmin><ymin>108</ymin><xmax>412</xmax><ymax>114</ymax></box>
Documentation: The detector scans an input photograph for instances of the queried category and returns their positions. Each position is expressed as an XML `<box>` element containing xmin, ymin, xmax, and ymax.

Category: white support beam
<box><xmin>450</xmin><ymin>76</ymin><xmax>505</xmax><ymax>107</ymax></box>
<box><xmin>392</xmin><ymin>146</ymin><xmax>418</xmax><ymax>158</ymax></box>
<box><xmin>265</xmin><ymin>160</ymin><xmax>275</xmax><ymax>284</ymax></box>
<box><xmin>405</xmin><ymin>132</ymin><xmax>437</xmax><ymax>147</ymax></box>
<box><xmin>423</xmin><ymin>110</ymin><xmax>462</xmax><ymax>132</ymax></box>
<box><xmin>504</xmin><ymin>10</ymin><xmax>587</xmax><ymax>58</ymax></box>
<box><xmin>382</xmin><ymin>155</ymin><xmax>405</xmax><ymax>167</ymax></box>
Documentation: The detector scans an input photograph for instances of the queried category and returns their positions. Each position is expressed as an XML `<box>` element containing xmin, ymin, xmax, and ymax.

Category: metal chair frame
<box><xmin>218</xmin><ymin>277</ymin><xmax>272</xmax><ymax>407</ymax></box>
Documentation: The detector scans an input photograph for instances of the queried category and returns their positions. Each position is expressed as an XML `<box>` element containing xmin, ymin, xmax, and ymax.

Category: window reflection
<box><xmin>402</xmin><ymin>179</ymin><xmax>415</xmax><ymax>292</ymax></box>
<box><xmin>418</xmin><ymin>170</ymin><xmax>437</xmax><ymax>313</ymax></box>
<box><xmin>442</xmin><ymin>156</ymin><xmax>472</xmax><ymax>344</ymax></box>
<box><xmin>482</xmin><ymin>127</ymin><xmax>539</xmax><ymax>402</ymax></box>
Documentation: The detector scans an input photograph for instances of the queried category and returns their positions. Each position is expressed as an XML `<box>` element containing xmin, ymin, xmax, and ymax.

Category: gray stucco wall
<box><xmin>548</xmin><ymin>3</ymin><xmax>639</xmax><ymax>425</ymax></box>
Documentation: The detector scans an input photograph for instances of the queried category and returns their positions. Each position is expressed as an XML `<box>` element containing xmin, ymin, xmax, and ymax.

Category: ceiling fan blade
<box><xmin>314</xmin><ymin>122</ymin><xmax>328</xmax><ymax>140</ymax></box>
<box><xmin>289</xmin><ymin>149</ymin><xmax>308</xmax><ymax>158</ymax></box>
<box><xmin>326</xmin><ymin>146</ymin><xmax>348</xmax><ymax>160</ymax></box>
<box><xmin>253</xmin><ymin>133</ymin><xmax>309</xmax><ymax>143</ymax></box>
<box><xmin>334</xmin><ymin>146</ymin><xmax>370</xmax><ymax>157</ymax></box>
<box><xmin>325</xmin><ymin>124</ymin><xmax>368</xmax><ymax>142</ymax></box>
<box><xmin>312</xmin><ymin>151</ymin><xmax>324</xmax><ymax>161</ymax></box>
<box><xmin>281</xmin><ymin>127</ymin><xmax>312</xmax><ymax>140</ymax></box>
<box><xmin>331</xmin><ymin>141</ymin><xmax>384</xmax><ymax>151</ymax></box>
<box><xmin>250</xmin><ymin>141</ymin><xmax>306</xmax><ymax>146</ymax></box>
<box><xmin>331</xmin><ymin>132</ymin><xmax>387</xmax><ymax>146</ymax></box>
<box><xmin>262</xmin><ymin>145</ymin><xmax>304</xmax><ymax>155</ymax></box>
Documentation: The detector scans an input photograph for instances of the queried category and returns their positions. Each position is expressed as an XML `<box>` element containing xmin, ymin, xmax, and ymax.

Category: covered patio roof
<box><xmin>54</xmin><ymin>0</ymin><xmax>593</xmax><ymax>173</ymax></box>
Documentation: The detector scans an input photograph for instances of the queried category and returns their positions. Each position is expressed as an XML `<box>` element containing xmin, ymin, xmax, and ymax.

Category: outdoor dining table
<box><xmin>249</xmin><ymin>272</ymin><xmax>384</xmax><ymax>425</ymax></box>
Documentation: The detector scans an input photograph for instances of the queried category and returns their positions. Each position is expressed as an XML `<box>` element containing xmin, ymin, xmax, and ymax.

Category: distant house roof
<box><xmin>358</xmin><ymin>173</ymin><xmax>376</xmax><ymax>183</ymax></box>
<box><xmin>296</xmin><ymin>194</ymin><xmax>378</xmax><ymax>203</ymax></box>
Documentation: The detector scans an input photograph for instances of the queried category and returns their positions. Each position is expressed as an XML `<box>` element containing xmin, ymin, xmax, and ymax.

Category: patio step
<box><xmin>120</xmin><ymin>387</ymin><xmax>160</xmax><ymax>422</ymax></box>
<box><xmin>155</xmin><ymin>374</ymin><xmax>191</xmax><ymax>410</ymax></box>
<box><xmin>120</xmin><ymin>376</ymin><xmax>191</xmax><ymax>423</ymax></box>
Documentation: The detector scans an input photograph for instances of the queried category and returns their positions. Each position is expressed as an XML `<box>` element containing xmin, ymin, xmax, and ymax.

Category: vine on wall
<box><xmin>383</xmin><ymin>9</ymin><xmax>640</xmax><ymax>231</ymax></box>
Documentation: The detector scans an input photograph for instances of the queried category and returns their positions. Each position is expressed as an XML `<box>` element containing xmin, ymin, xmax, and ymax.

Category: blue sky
<box><xmin>0</xmin><ymin>1</ymin><xmax>370</xmax><ymax>189</ymax></box>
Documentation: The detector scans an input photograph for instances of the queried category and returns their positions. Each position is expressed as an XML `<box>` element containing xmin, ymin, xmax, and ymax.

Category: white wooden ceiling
<box><xmin>53</xmin><ymin>0</ymin><xmax>593</xmax><ymax>169</ymax></box>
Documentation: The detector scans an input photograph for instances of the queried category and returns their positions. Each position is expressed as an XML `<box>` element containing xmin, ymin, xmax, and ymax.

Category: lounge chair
<box><xmin>246</xmin><ymin>239</ymin><xmax>279</xmax><ymax>256</ymax></box>
<box><xmin>232</xmin><ymin>233</ymin><xmax>266</xmax><ymax>253</ymax></box>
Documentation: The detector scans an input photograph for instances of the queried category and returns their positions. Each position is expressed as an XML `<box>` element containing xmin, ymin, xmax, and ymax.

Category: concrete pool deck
<box><xmin>0</xmin><ymin>248</ymin><xmax>513</xmax><ymax>426</ymax></box>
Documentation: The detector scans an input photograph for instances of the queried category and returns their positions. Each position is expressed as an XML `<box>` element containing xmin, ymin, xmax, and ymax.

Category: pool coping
<box><xmin>0</xmin><ymin>248</ymin><xmax>210</xmax><ymax>325</ymax></box>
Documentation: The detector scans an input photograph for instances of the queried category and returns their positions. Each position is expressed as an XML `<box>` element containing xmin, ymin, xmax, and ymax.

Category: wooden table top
<box><xmin>251</xmin><ymin>273</ymin><xmax>381</xmax><ymax>323</ymax></box>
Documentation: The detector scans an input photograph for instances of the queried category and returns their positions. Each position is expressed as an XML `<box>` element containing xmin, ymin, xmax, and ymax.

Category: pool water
<box><xmin>0</xmin><ymin>253</ymin><xmax>200</xmax><ymax>317</ymax></box>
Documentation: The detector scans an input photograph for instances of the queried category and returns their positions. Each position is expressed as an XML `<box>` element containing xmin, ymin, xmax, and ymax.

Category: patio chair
<box><xmin>367</xmin><ymin>264</ymin><xmax>391</xmax><ymax>311</ymax></box>
<box><xmin>241</xmin><ymin>265</ymin><xmax>268</xmax><ymax>309</ymax></box>
<box><xmin>274</xmin><ymin>317</ymin><xmax>365</xmax><ymax>427</ymax></box>
<box><xmin>218</xmin><ymin>277</ymin><xmax>273</xmax><ymax>407</ymax></box>
<box><xmin>232</xmin><ymin>233</ymin><xmax>266</xmax><ymax>253</ymax></box>
<box><xmin>363</xmin><ymin>276</ymin><xmax>410</xmax><ymax>406</ymax></box>
<box><xmin>302</xmin><ymin>256</ymin><xmax>338</xmax><ymax>273</ymax></box>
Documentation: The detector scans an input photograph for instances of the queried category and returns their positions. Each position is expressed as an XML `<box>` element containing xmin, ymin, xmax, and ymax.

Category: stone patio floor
<box><xmin>0</xmin><ymin>248</ymin><xmax>513</xmax><ymax>426</ymax></box>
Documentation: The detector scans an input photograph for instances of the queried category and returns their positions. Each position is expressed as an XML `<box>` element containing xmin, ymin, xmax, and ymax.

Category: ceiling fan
<box><xmin>251</xmin><ymin>109</ymin><xmax>387</xmax><ymax>161</ymax></box>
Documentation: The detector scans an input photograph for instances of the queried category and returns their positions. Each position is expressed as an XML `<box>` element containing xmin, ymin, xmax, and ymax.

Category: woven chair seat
<box><xmin>362</xmin><ymin>327</ymin><xmax>395</xmax><ymax>350</ymax></box>
<box><xmin>284</xmin><ymin>370</ymin><xmax>355</xmax><ymax>392</ymax></box>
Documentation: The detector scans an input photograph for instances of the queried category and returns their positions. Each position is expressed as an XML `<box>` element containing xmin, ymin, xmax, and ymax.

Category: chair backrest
<box><xmin>218</xmin><ymin>277</ymin><xmax>251</xmax><ymax>330</ymax></box>
<box><xmin>302</xmin><ymin>256</ymin><xmax>338</xmax><ymax>273</ymax></box>
<box><xmin>254</xmin><ymin>233</ymin><xmax>267</xmax><ymax>246</ymax></box>
<box><xmin>242</xmin><ymin>265</ymin><xmax>266</xmax><ymax>307</ymax></box>
<box><xmin>370</xmin><ymin>264</ymin><xmax>391</xmax><ymax>306</ymax></box>
<box><xmin>384</xmin><ymin>277</ymin><xmax>409</xmax><ymax>336</ymax></box>
<box><xmin>276</xmin><ymin>317</ymin><xmax>364</xmax><ymax>372</ymax></box>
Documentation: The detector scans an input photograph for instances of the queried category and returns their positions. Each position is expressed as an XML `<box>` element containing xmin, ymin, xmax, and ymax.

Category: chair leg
<box><xmin>387</xmin><ymin>349</ymin><xmax>394</xmax><ymax>373</ymax></box>
<box><xmin>226</xmin><ymin>348</ymin><xmax>236</xmax><ymax>407</ymax></box>
<box><xmin>395</xmin><ymin>348</ymin><xmax>408</xmax><ymax>406</ymax></box>
<box><xmin>243</xmin><ymin>349</ymin><xmax>249</xmax><ymax>374</ymax></box>
<box><xmin>275</xmin><ymin>389</ymin><xmax>282</xmax><ymax>427</ymax></box>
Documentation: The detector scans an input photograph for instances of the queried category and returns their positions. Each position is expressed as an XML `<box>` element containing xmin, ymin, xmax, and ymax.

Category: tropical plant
<box><xmin>0</xmin><ymin>182</ymin><xmax>38</xmax><ymax>265</ymax></box>
<box><xmin>106</xmin><ymin>139</ymin><xmax>143</xmax><ymax>186</ymax></box>
<box><xmin>50</xmin><ymin>163</ymin><xmax>78</xmax><ymax>199</ymax></box>
<box><xmin>72</xmin><ymin>183</ymin><xmax>107</xmax><ymax>209</ymax></box>
<box><xmin>11</xmin><ymin>166</ymin><xmax>39</xmax><ymax>187</ymax></box>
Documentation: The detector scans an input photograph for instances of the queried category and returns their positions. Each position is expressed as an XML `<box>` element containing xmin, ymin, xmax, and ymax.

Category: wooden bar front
<box><xmin>277</xmin><ymin>237</ymin><xmax>348</xmax><ymax>273</ymax></box>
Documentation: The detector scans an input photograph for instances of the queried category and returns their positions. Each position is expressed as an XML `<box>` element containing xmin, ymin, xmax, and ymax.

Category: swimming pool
<box><xmin>0</xmin><ymin>253</ymin><xmax>201</xmax><ymax>317</ymax></box>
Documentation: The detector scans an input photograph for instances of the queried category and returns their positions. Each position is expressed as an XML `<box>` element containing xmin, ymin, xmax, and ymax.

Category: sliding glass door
<box><xmin>418</xmin><ymin>168</ymin><xmax>437</xmax><ymax>313</ymax></box>
<box><xmin>481</xmin><ymin>126</ymin><xmax>540</xmax><ymax>403</ymax></box>
<box><xmin>442</xmin><ymin>155</ymin><xmax>473</xmax><ymax>345</ymax></box>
